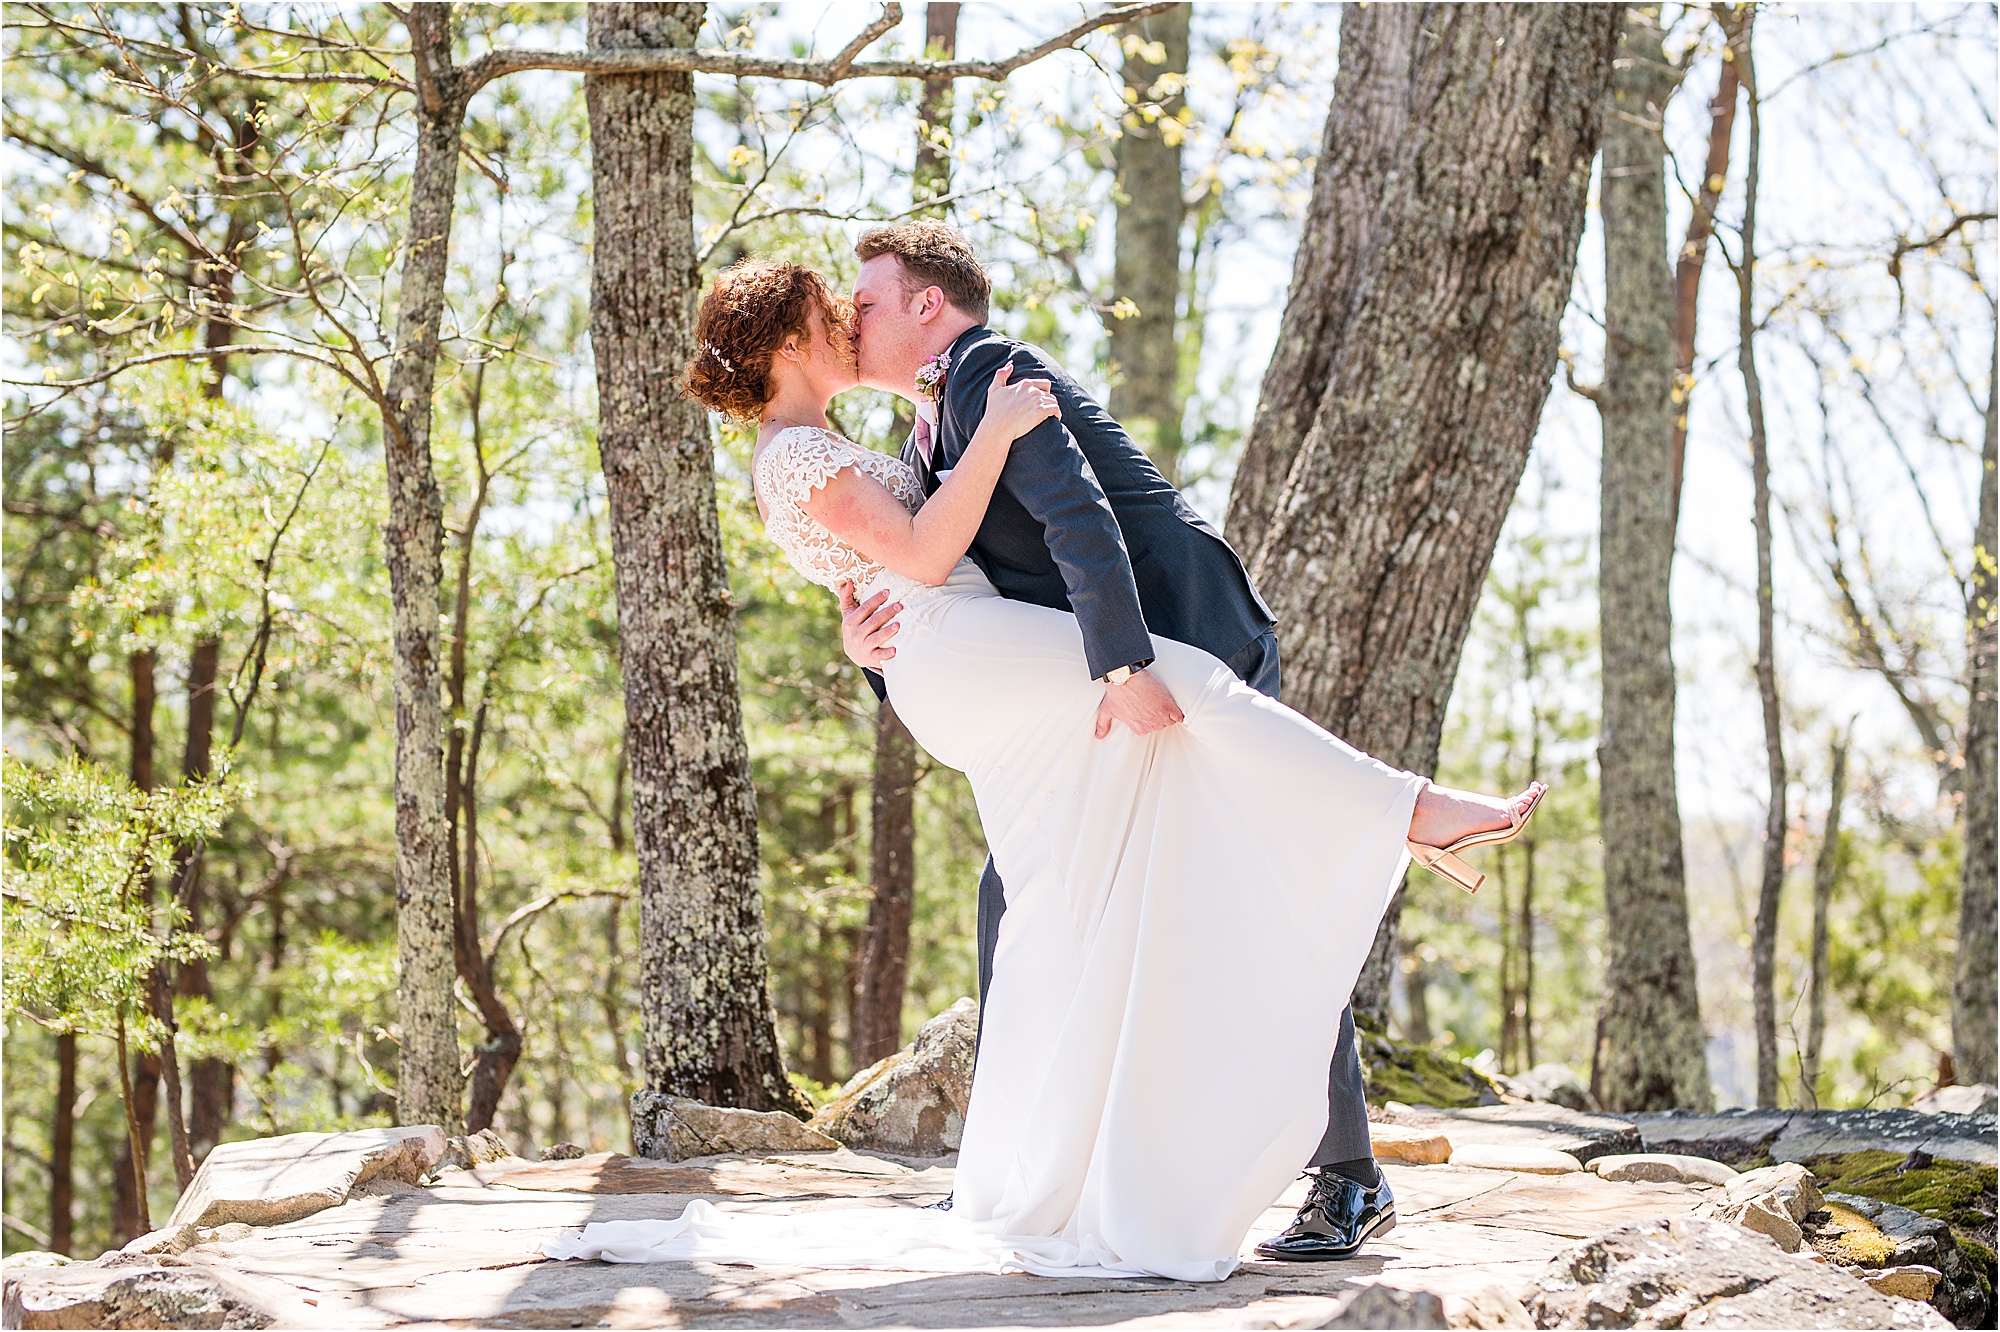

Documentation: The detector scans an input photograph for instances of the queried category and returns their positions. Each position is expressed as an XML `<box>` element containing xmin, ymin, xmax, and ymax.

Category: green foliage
<box><xmin>1406</xmin><ymin>463</ymin><xmax>1604</xmax><ymax>1077</ymax></box>
<box><xmin>1798</xmin><ymin>822</ymin><xmax>1960</xmax><ymax>1106</ymax></box>
<box><xmin>1</xmin><ymin>755</ymin><xmax>229</xmax><ymax>1044</ymax></box>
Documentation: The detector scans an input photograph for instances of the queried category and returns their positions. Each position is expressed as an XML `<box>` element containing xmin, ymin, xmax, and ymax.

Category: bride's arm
<box><xmin>803</xmin><ymin>365</ymin><xmax>1057</xmax><ymax>585</ymax></box>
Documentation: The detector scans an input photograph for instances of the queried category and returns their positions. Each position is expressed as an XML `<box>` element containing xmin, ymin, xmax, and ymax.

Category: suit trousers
<box><xmin>972</xmin><ymin>627</ymin><xmax>1376</xmax><ymax>1169</ymax></box>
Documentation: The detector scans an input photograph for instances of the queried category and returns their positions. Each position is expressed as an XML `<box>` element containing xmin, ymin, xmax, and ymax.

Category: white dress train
<box><xmin>541</xmin><ymin>427</ymin><xmax>1426</xmax><ymax>1281</ymax></box>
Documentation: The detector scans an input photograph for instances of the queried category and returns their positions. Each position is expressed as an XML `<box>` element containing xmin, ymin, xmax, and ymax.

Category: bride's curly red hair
<box><xmin>682</xmin><ymin>260</ymin><xmax>848</xmax><ymax>424</ymax></box>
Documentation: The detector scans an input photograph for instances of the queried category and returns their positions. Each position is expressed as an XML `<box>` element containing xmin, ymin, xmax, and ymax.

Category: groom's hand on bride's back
<box><xmin>1094</xmin><ymin>669</ymin><xmax>1184</xmax><ymax>739</ymax></box>
<box><xmin>839</xmin><ymin>582</ymin><xmax>902</xmax><ymax>668</ymax></box>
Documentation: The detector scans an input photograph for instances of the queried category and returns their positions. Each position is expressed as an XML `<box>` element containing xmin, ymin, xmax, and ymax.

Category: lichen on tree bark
<box><xmin>585</xmin><ymin>1</ymin><xmax>804</xmax><ymax>1116</ymax></box>
<box><xmin>1108</xmin><ymin>3</ymin><xmax>1190</xmax><ymax>482</ymax></box>
<box><xmin>1224</xmin><ymin>2</ymin><xmax>1623</xmax><ymax>1025</ymax></box>
<box><xmin>1593</xmin><ymin>8</ymin><xmax>1713</xmax><ymax>1112</ymax></box>
<box><xmin>1953</xmin><ymin>339</ymin><xmax>1998</xmax><ymax>1085</ymax></box>
<box><xmin>381</xmin><ymin>3</ymin><xmax>471</xmax><ymax>1135</ymax></box>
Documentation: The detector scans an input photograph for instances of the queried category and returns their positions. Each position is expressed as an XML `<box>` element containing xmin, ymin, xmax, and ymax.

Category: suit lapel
<box><xmin>899</xmin><ymin>424</ymin><xmax>932</xmax><ymax>493</ymax></box>
<box><xmin>933</xmin><ymin>326</ymin><xmax>987</xmax><ymax>480</ymax></box>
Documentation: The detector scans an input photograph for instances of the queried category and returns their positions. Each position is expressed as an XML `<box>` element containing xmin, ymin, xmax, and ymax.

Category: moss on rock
<box><xmin>1818</xmin><ymin>1202</ymin><xmax>1897</xmax><ymax>1266</ymax></box>
<box><xmin>1360</xmin><ymin>1030</ymin><xmax>1504</xmax><ymax>1108</ymax></box>
<box><xmin>1805</xmin><ymin>1150</ymin><xmax>1998</xmax><ymax>1300</ymax></box>
<box><xmin>1808</xmin><ymin>1151</ymin><xmax>1997</xmax><ymax>1236</ymax></box>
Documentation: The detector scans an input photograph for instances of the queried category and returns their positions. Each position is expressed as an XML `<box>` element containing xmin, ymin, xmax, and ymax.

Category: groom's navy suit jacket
<box><xmin>869</xmin><ymin>325</ymin><xmax>1273</xmax><ymax>695</ymax></box>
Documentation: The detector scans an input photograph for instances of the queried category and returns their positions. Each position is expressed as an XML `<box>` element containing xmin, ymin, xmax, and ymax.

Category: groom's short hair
<box><xmin>855</xmin><ymin>221</ymin><xmax>991</xmax><ymax>323</ymax></box>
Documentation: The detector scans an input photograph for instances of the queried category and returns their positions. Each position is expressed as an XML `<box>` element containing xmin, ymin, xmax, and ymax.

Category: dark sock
<box><xmin>1320</xmin><ymin>1156</ymin><xmax>1381</xmax><ymax>1189</ymax></box>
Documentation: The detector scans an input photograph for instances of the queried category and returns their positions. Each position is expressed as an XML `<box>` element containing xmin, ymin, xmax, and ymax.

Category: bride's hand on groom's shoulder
<box><xmin>840</xmin><ymin>582</ymin><xmax>902</xmax><ymax>668</ymax></box>
<box><xmin>979</xmin><ymin>362</ymin><xmax>1060</xmax><ymax>444</ymax></box>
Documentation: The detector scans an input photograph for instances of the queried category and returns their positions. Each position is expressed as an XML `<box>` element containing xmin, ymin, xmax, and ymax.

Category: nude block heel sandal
<box><xmin>1406</xmin><ymin>781</ymin><xmax>1548</xmax><ymax>894</ymax></box>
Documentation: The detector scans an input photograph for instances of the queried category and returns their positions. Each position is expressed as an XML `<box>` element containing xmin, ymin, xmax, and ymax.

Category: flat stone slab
<box><xmin>1631</xmin><ymin>1108</ymin><xmax>1997</xmax><ymax>1167</ymax></box>
<box><xmin>1413</xmin><ymin>1170</ymin><xmax>1706</xmax><ymax>1242</ymax></box>
<box><xmin>482</xmin><ymin>1150</ymin><xmax>955</xmax><ymax>1200</ymax></box>
<box><xmin>166</xmin><ymin>1125</ymin><xmax>447</xmax><ymax>1230</ymax></box>
<box><xmin>3</xmin><ymin>1151</ymin><xmax>1724</xmax><ymax>1329</ymax></box>
<box><xmin>1448</xmin><ymin>1145</ymin><xmax>1582</xmax><ymax>1175</ymax></box>
<box><xmin>1382</xmin><ymin>1103</ymin><xmax>1641</xmax><ymax>1164</ymax></box>
<box><xmin>1771</xmin><ymin>1109</ymin><xmax>1997</xmax><ymax>1167</ymax></box>
<box><xmin>1630</xmin><ymin>1108</ymin><xmax>1796</xmax><ymax>1165</ymax></box>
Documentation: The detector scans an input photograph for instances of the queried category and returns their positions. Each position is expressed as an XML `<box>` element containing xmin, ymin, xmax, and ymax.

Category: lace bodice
<box><xmin>754</xmin><ymin>426</ymin><xmax>929</xmax><ymax>601</ymax></box>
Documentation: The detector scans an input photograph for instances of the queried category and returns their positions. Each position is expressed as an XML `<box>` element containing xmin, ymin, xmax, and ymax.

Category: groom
<box><xmin>839</xmin><ymin>221</ymin><xmax>1393</xmax><ymax>1262</ymax></box>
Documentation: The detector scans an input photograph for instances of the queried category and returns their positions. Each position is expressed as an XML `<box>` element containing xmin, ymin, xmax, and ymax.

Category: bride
<box><xmin>543</xmin><ymin>260</ymin><xmax>1543</xmax><ymax>1282</ymax></box>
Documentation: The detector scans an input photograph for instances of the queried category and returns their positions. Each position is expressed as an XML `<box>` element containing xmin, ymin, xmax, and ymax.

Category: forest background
<box><xmin>2</xmin><ymin>0</ymin><xmax>1993</xmax><ymax>1261</ymax></box>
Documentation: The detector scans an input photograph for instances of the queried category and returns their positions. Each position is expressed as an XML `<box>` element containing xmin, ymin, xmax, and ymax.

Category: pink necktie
<box><xmin>913</xmin><ymin>412</ymin><xmax>936</xmax><ymax>467</ymax></box>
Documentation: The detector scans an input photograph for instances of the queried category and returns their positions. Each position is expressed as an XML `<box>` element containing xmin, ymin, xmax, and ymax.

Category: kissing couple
<box><xmin>545</xmin><ymin>221</ymin><xmax>1544</xmax><ymax>1281</ymax></box>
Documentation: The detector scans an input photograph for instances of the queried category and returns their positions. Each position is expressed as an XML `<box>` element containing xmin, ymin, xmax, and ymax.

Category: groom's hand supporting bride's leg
<box><xmin>1093</xmin><ymin>668</ymin><xmax>1184</xmax><ymax>739</ymax></box>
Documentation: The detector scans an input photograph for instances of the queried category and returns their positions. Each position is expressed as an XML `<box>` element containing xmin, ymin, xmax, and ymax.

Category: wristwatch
<box><xmin>1101</xmin><ymin>661</ymin><xmax>1152</xmax><ymax>686</ymax></box>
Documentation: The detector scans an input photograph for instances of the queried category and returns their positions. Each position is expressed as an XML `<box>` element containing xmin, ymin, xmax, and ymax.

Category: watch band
<box><xmin>1101</xmin><ymin>659</ymin><xmax>1153</xmax><ymax>686</ymax></box>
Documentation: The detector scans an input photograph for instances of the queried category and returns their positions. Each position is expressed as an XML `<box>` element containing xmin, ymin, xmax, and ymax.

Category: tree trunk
<box><xmin>51</xmin><ymin>1030</ymin><xmax>75</xmax><ymax>1254</ymax></box>
<box><xmin>1669</xmin><ymin>12</ymin><xmax>1742</xmax><ymax>523</ymax></box>
<box><xmin>178</xmin><ymin>636</ymin><xmax>231</xmax><ymax>1161</ymax></box>
<box><xmin>446</xmin><ymin>367</ymin><xmax>523</xmax><ymax>1137</ymax></box>
<box><xmin>180</xmin><ymin>244</ymin><xmax>234</xmax><ymax>1161</ymax></box>
<box><xmin>585</xmin><ymin>2</ymin><xmax>804</xmax><ymax>1115</ymax></box>
<box><xmin>1108</xmin><ymin>3</ymin><xmax>1190</xmax><ymax>481</ymax></box>
<box><xmin>914</xmin><ymin>3</ymin><xmax>958</xmax><ymax>209</ymax></box>
<box><xmin>1736</xmin><ymin>25</ymin><xmax>1787</xmax><ymax>1111</ymax></box>
<box><xmin>149</xmin><ymin>965</ymin><xmax>195</xmax><ymax>1190</ymax></box>
<box><xmin>1498</xmin><ymin>855</ymin><xmax>1519</xmax><ymax>1071</ymax></box>
<box><xmin>1802</xmin><ymin>732</ymin><xmax>1847</xmax><ymax>1107</ymax></box>
<box><xmin>854</xmin><ymin>702</ymin><xmax>919</xmax><ymax>1065</ymax></box>
<box><xmin>130</xmin><ymin>650</ymin><xmax>156</xmax><ymax>792</ymax></box>
<box><xmin>1594</xmin><ymin>7</ymin><xmax>1713</xmax><ymax>1113</ymax></box>
<box><xmin>454</xmin><ymin>694</ymin><xmax>521</xmax><ymax>1135</ymax></box>
<box><xmin>1222</xmin><ymin>3</ymin><xmax>1621</xmax><ymax>1025</ymax></box>
<box><xmin>382</xmin><ymin>1</ymin><xmax>468</xmax><ymax>1134</ymax></box>
<box><xmin>1400</xmin><ymin>941</ymin><xmax>1433</xmax><ymax>1046</ymax></box>
<box><xmin>852</xmin><ymin>3</ymin><xmax>958</xmax><ymax>1071</ymax></box>
<box><xmin>1954</xmin><ymin>336</ymin><xmax>1998</xmax><ymax>1084</ymax></box>
<box><xmin>112</xmin><ymin>1050</ymin><xmax>160</xmax><ymax>1243</ymax></box>
<box><xmin>113</xmin><ymin>1009</ymin><xmax>151</xmax><ymax>1239</ymax></box>
<box><xmin>1518</xmin><ymin>801</ymin><xmax>1537</xmax><ymax>1069</ymax></box>
<box><xmin>113</xmin><ymin>652</ymin><xmax>160</xmax><ymax>1243</ymax></box>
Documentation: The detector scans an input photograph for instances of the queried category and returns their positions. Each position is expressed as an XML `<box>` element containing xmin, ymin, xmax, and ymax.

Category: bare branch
<box><xmin>1560</xmin><ymin>353</ymin><xmax>1603</xmax><ymax>405</ymax></box>
<box><xmin>7</xmin><ymin>346</ymin><xmax>354</xmax><ymax>393</ymax></box>
<box><xmin>484</xmin><ymin>888</ymin><xmax>631</xmax><ymax>969</ymax></box>
<box><xmin>826</xmin><ymin>3</ymin><xmax>904</xmax><ymax>82</ymax></box>
<box><xmin>1888</xmin><ymin>210</ymin><xmax>1998</xmax><ymax>309</ymax></box>
<box><xmin>698</xmin><ymin>188</ymin><xmax>998</xmax><ymax>266</ymax></box>
<box><xmin>458</xmin><ymin>2</ymin><xmax>1174</xmax><ymax>92</ymax></box>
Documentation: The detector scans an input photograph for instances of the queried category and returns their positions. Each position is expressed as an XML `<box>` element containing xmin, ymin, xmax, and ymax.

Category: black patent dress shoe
<box><xmin>1253</xmin><ymin>1170</ymin><xmax>1396</xmax><ymax>1261</ymax></box>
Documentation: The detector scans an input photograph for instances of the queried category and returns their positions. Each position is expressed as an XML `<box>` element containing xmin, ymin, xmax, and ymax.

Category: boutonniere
<box><xmin>914</xmin><ymin>350</ymin><xmax>951</xmax><ymax>403</ymax></box>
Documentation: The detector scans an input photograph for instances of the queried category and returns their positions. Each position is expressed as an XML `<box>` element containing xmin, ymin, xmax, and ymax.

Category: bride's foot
<box><xmin>1407</xmin><ymin>783</ymin><xmax>1542</xmax><ymax>851</ymax></box>
<box><xmin>1403</xmin><ymin>782</ymin><xmax>1547</xmax><ymax>894</ymax></box>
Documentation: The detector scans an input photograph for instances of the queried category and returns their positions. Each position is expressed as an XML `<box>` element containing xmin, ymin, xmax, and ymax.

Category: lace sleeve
<box><xmin>766</xmin><ymin>427</ymin><xmax>863</xmax><ymax>514</ymax></box>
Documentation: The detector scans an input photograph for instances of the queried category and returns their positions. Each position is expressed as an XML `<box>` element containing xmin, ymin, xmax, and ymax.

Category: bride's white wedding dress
<box><xmin>542</xmin><ymin>427</ymin><xmax>1426</xmax><ymax>1281</ymax></box>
